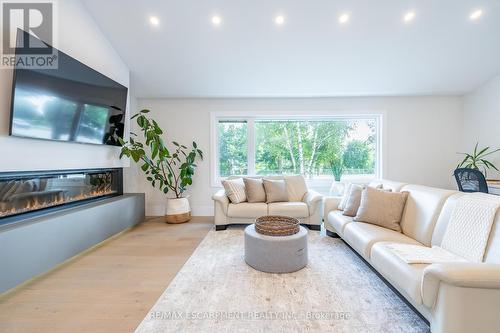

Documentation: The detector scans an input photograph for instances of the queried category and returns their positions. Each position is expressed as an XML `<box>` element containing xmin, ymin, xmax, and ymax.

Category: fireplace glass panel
<box><xmin>0</xmin><ymin>169</ymin><xmax>121</xmax><ymax>220</ymax></box>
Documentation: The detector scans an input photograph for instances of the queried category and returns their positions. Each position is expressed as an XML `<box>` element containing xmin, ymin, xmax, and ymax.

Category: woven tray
<box><xmin>255</xmin><ymin>215</ymin><xmax>300</xmax><ymax>236</ymax></box>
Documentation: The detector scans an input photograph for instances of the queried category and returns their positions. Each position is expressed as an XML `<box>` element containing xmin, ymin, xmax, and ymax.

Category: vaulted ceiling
<box><xmin>82</xmin><ymin>0</ymin><xmax>500</xmax><ymax>98</ymax></box>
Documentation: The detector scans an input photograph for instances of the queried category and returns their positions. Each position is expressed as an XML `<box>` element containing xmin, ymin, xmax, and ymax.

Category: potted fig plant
<box><xmin>119</xmin><ymin>109</ymin><xmax>203</xmax><ymax>224</ymax></box>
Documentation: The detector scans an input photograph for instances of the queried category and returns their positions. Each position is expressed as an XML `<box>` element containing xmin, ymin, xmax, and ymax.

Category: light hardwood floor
<box><xmin>0</xmin><ymin>216</ymin><xmax>213</xmax><ymax>333</ymax></box>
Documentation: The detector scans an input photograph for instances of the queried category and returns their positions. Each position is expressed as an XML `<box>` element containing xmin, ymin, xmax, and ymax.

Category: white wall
<box><xmin>463</xmin><ymin>73</ymin><xmax>500</xmax><ymax>179</ymax></box>
<box><xmin>0</xmin><ymin>0</ymin><xmax>130</xmax><ymax>172</ymax></box>
<box><xmin>125</xmin><ymin>97</ymin><xmax>463</xmax><ymax>216</ymax></box>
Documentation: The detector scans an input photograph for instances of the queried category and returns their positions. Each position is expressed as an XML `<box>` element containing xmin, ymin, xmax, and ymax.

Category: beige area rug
<box><xmin>135</xmin><ymin>228</ymin><xmax>429</xmax><ymax>333</ymax></box>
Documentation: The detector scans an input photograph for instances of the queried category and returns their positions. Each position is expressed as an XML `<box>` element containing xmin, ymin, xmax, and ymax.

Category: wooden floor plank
<box><xmin>0</xmin><ymin>216</ymin><xmax>213</xmax><ymax>333</ymax></box>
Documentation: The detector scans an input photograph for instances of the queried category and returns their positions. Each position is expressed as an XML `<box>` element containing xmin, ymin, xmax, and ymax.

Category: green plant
<box><xmin>119</xmin><ymin>109</ymin><xmax>203</xmax><ymax>198</ymax></box>
<box><xmin>457</xmin><ymin>143</ymin><xmax>500</xmax><ymax>177</ymax></box>
<box><xmin>329</xmin><ymin>156</ymin><xmax>344</xmax><ymax>182</ymax></box>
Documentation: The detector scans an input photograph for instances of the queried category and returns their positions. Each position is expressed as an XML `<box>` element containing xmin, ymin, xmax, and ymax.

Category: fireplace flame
<box><xmin>0</xmin><ymin>189</ymin><xmax>116</xmax><ymax>218</ymax></box>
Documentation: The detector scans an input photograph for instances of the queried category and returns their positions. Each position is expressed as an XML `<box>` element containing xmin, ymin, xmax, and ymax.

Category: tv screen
<box><xmin>9</xmin><ymin>30</ymin><xmax>128</xmax><ymax>146</ymax></box>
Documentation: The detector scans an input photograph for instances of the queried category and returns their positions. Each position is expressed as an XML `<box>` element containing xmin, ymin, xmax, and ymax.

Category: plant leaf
<box><xmin>476</xmin><ymin>146</ymin><xmax>490</xmax><ymax>158</ymax></box>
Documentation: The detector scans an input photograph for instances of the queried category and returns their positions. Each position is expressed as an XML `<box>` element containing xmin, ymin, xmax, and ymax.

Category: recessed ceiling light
<box><xmin>469</xmin><ymin>9</ymin><xmax>483</xmax><ymax>21</ymax></box>
<box><xmin>275</xmin><ymin>15</ymin><xmax>285</xmax><ymax>25</ymax></box>
<box><xmin>339</xmin><ymin>13</ymin><xmax>350</xmax><ymax>25</ymax></box>
<box><xmin>149</xmin><ymin>16</ymin><xmax>160</xmax><ymax>26</ymax></box>
<box><xmin>212</xmin><ymin>15</ymin><xmax>222</xmax><ymax>26</ymax></box>
<box><xmin>403</xmin><ymin>11</ymin><xmax>416</xmax><ymax>23</ymax></box>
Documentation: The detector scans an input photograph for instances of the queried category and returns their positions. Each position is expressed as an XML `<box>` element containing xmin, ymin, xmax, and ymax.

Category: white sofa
<box><xmin>212</xmin><ymin>176</ymin><xmax>323</xmax><ymax>231</ymax></box>
<box><xmin>324</xmin><ymin>180</ymin><xmax>500</xmax><ymax>333</ymax></box>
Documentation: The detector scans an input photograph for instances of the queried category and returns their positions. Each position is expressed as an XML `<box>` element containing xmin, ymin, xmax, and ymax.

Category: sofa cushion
<box><xmin>222</xmin><ymin>178</ymin><xmax>247</xmax><ymax>204</ymax></box>
<box><xmin>399</xmin><ymin>185</ymin><xmax>457</xmax><ymax>247</ymax></box>
<box><xmin>354</xmin><ymin>187</ymin><xmax>409</xmax><ymax>232</ymax></box>
<box><xmin>268</xmin><ymin>202</ymin><xmax>309</xmax><ymax>218</ymax></box>
<box><xmin>227</xmin><ymin>203</ymin><xmax>267</xmax><ymax>218</ymax></box>
<box><xmin>284</xmin><ymin>175</ymin><xmax>308</xmax><ymax>201</ymax></box>
<box><xmin>371</xmin><ymin>242</ymin><xmax>429</xmax><ymax>304</ymax></box>
<box><xmin>326</xmin><ymin>210</ymin><xmax>354</xmax><ymax>237</ymax></box>
<box><xmin>343</xmin><ymin>222</ymin><xmax>422</xmax><ymax>259</ymax></box>
<box><xmin>263</xmin><ymin>179</ymin><xmax>289</xmax><ymax>203</ymax></box>
<box><xmin>244</xmin><ymin>178</ymin><xmax>266</xmax><ymax>203</ymax></box>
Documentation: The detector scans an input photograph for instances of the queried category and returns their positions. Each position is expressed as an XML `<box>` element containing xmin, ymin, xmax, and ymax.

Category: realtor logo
<box><xmin>1</xmin><ymin>0</ymin><xmax>57</xmax><ymax>69</ymax></box>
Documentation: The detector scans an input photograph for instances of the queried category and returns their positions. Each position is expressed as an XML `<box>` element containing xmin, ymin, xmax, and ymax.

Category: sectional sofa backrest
<box><xmin>368</xmin><ymin>180</ymin><xmax>457</xmax><ymax>247</ymax></box>
<box><xmin>431</xmin><ymin>192</ymin><xmax>500</xmax><ymax>264</ymax></box>
<box><xmin>399</xmin><ymin>185</ymin><xmax>457</xmax><ymax>247</ymax></box>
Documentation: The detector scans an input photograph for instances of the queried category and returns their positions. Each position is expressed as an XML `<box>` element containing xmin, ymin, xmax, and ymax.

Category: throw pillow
<box><xmin>263</xmin><ymin>179</ymin><xmax>289</xmax><ymax>203</ymax></box>
<box><xmin>354</xmin><ymin>187</ymin><xmax>409</xmax><ymax>232</ymax></box>
<box><xmin>342</xmin><ymin>184</ymin><xmax>365</xmax><ymax>217</ymax></box>
<box><xmin>222</xmin><ymin>178</ymin><xmax>247</xmax><ymax>204</ymax></box>
<box><xmin>285</xmin><ymin>175</ymin><xmax>308</xmax><ymax>201</ymax></box>
<box><xmin>244</xmin><ymin>178</ymin><xmax>266</xmax><ymax>203</ymax></box>
<box><xmin>338</xmin><ymin>183</ymin><xmax>352</xmax><ymax>210</ymax></box>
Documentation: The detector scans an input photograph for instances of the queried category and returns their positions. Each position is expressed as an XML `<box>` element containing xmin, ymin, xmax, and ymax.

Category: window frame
<box><xmin>210</xmin><ymin>111</ymin><xmax>384</xmax><ymax>188</ymax></box>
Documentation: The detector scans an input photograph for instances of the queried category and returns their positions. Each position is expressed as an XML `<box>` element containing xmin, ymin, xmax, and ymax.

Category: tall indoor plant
<box><xmin>119</xmin><ymin>109</ymin><xmax>203</xmax><ymax>223</ymax></box>
<box><xmin>457</xmin><ymin>143</ymin><xmax>499</xmax><ymax>178</ymax></box>
<box><xmin>328</xmin><ymin>155</ymin><xmax>345</xmax><ymax>196</ymax></box>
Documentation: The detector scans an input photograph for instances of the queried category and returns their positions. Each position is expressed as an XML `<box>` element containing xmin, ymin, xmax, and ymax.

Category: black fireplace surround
<box><xmin>0</xmin><ymin>168</ymin><xmax>123</xmax><ymax>225</ymax></box>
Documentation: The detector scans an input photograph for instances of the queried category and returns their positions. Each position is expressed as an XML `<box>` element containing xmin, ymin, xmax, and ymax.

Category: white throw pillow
<box><xmin>222</xmin><ymin>178</ymin><xmax>247</xmax><ymax>204</ymax></box>
<box><xmin>285</xmin><ymin>175</ymin><xmax>308</xmax><ymax>202</ymax></box>
<box><xmin>338</xmin><ymin>183</ymin><xmax>353</xmax><ymax>211</ymax></box>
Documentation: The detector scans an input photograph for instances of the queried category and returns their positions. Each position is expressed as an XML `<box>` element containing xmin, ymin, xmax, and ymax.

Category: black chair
<box><xmin>454</xmin><ymin>168</ymin><xmax>489</xmax><ymax>193</ymax></box>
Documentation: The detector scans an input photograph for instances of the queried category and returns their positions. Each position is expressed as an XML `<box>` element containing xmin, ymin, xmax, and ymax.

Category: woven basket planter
<box><xmin>255</xmin><ymin>215</ymin><xmax>300</xmax><ymax>236</ymax></box>
<box><xmin>165</xmin><ymin>197</ymin><xmax>191</xmax><ymax>224</ymax></box>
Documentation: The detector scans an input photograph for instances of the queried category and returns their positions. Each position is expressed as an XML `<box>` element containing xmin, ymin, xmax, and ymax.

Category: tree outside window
<box><xmin>217</xmin><ymin>117</ymin><xmax>378</xmax><ymax>181</ymax></box>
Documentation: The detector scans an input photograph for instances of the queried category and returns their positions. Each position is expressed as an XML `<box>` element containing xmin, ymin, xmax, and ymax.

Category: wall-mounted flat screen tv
<box><xmin>9</xmin><ymin>30</ymin><xmax>128</xmax><ymax>146</ymax></box>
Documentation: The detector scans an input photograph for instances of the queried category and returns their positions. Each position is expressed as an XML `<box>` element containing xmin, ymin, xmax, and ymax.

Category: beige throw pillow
<box><xmin>244</xmin><ymin>178</ymin><xmax>266</xmax><ymax>203</ymax></box>
<box><xmin>263</xmin><ymin>179</ymin><xmax>289</xmax><ymax>203</ymax></box>
<box><xmin>354</xmin><ymin>187</ymin><xmax>409</xmax><ymax>232</ymax></box>
<box><xmin>285</xmin><ymin>175</ymin><xmax>308</xmax><ymax>202</ymax></box>
<box><xmin>342</xmin><ymin>184</ymin><xmax>365</xmax><ymax>217</ymax></box>
<box><xmin>222</xmin><ymin>178</ymin><xmax>247</xmax><ymax>204</ymax></box>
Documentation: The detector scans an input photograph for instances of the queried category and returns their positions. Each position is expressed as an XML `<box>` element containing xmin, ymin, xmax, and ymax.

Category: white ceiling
<box><xmin>81</xmin><ymin>0</ymin><xmax>500</xmax><ymax>98</ymax></box>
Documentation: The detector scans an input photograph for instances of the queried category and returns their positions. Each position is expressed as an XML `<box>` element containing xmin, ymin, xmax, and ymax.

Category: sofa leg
<box><xmin>215</xmin><ymin>225</ymin><xmax>227</xmax><ymax>231</ymax></box>
<box><xmin>326</xmin><ymin>230</ymin><xmax>340</xmax><ymax>238</ymax></box>
<box><xmin>305</xmin><ymin>224</ymin><xmax>321</xmax><ymax>231</ymax></box>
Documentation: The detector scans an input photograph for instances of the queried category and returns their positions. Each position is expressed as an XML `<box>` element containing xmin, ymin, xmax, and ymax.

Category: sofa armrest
<box><xmin>303</xmin><ymin>190</ymin><xmax>323</xmax><ymax>209</ymax></box>
<box><xmin>212</xmin><ymin>189</ymin><xmax>229</xmax><ymax>213</ymax></box>
<box><xmin>323</xmin><ymin>196</ymin><xmax>342</xmax><ymax>218</ymax></box>
<box><xmin>422</xmin><ymin>263</ymin><xmax>500</xmax><ymax>308</ymax></box>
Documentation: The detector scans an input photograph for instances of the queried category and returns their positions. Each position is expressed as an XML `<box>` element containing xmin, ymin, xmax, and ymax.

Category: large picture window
<box><xmin>212</xmin><ymin>114</ymin><xmax>382</xmax><ymax>186</ymax></box>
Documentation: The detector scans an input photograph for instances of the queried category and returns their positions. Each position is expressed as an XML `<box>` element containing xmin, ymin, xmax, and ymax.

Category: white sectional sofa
<box><xmin>324</xmin><ymin>180</ymin><xmax>500</xmax><ymax>333</ymax></box>
<box><xmin>212</xmin><ymin>176</ymin><xmax>323</xmax><ymax>231</ymax></box>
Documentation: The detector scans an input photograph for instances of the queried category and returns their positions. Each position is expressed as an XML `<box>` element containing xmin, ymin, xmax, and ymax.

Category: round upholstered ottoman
<box><xmin>244</xmin><ymin>224</ymin><xmax>308</xmax><ymax>273</ymax></box>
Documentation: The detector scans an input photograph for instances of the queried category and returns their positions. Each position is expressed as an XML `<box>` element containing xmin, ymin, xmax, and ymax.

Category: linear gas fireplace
<box><xmin>0</xmin><ymin>168</ymin><xmax>123</xmax><ymax>225</ymax></box>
